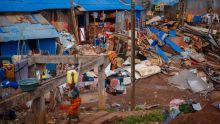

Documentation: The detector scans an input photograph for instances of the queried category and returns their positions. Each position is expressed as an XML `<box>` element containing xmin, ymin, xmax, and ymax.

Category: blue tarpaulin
<box><xmin>0</xmin><ymin>0</ymin><xmax>143</xmax><ymax>12</ymax></box>
<box><xmin>0</xmin><ymin>0</ymin><xmax>70</xmax><ymax>12</ymax></box>
<box><xmin>148</xmin><ymin>26</ymin><xmax>184</xmax><ymax>62</ymax></box>
<box><xmin>74</xmin><ymin>0</ymin><xmax>128</xmax><ymax>11</ymax></box>
<box><xmin>151</xmin><ymin>0</ymin><xmax>179</xmax><ymax>6</ymax></box>
<box><xmin>74</xmin><ymin>0</ymin><xmax>143</xmax><ymax>11</ymax></box>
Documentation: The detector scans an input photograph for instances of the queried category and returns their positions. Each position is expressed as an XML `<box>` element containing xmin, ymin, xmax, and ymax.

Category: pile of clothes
<box><xmin>105</xmin><ymin>77</ymin><xmax>126</xmax><ymax>96</ymax></box>
<box><xmin>79</xmin><ymin>72</ymin><xmax>98</xmax><ymax>90</ymax></box>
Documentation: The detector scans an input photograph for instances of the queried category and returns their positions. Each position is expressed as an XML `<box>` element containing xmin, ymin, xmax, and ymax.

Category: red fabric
<box><xmin>110</xmin><ymin>79</ymin><xmax>119</xmax><ymax>87</ymax></box>
<box><xmin>68</xmin><ymin>96</ymin><xmax>81</xmax><ymax>116</ymax></box>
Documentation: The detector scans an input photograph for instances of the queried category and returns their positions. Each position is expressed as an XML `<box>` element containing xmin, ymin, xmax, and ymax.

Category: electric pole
<box><xmin>130</xmin><ymin>0</ymin><xmax>136</xmax><ymax>110</ymax></box>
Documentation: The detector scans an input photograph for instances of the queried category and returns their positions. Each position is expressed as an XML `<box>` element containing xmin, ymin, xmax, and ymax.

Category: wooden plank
<box><xmin>79</xmin><ymin>113</ymin><xmax>93</xmax><ymax>121</ymax></box>
<box><xmin>92</xmin><ymin>112</ymin><xmax>119</xmax><ymax>124</ymax></box>
<box><xmin>30</xmin><ymin>55</ymin><xmax>103</xmax><ymax>64</ymax></box>
<box><xmin>91</xmin><ymin>111</ymin><xmax>151</xmax><ymax>124</ymax></box>
<box><xmin>79</xmin><ymin>56</ymin><xmax>107</xmax><ymax>74</ymax></box>
<box><xmin>81</xmin><ymin>111</ymin><xmax>109</xmax><ymax>123</ymax></box>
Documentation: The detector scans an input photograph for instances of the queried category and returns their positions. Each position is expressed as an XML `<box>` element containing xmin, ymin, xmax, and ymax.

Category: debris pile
<box><xmin>135</xmin><ymin>17</ymin><xmax>220</xmax><ymax>86</ymax></box>
<box><xmin>164</xmin><ymin>99</ymin><xmax>202</xmax><ymax>124</ymax></box>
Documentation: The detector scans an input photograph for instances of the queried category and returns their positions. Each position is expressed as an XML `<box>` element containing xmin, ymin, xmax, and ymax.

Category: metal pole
<box><xmin>130</xmin><ymin>0</ymin><xmax>136</xmax><ymax>110</ymax></box>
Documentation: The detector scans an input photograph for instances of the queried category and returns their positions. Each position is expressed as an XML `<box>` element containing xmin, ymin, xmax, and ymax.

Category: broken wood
<box><xmin>81</xmin><ymin>111</ymin><xmax>109</xmax><ymax>123</ymax></box>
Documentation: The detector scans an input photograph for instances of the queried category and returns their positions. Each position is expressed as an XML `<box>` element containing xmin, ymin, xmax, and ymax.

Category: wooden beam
<box><xmin>32</xmin><ymin>96</ymin><xmax>45</xmax><ymax>124</ymax></box>
<box><xmin>98</xmin><ymin>64</ymin><xmax>106</xmax><ymax>110</ymax></box>
<box><xmin>0</xmin><ymin>55</ymin><xmax>109</xmax><ymax>112</ymax></box>
<box><xmin>29</xmin><ymin>55</ymin><xmax>102</xmax><ymax>64</ymax></box>
<box><xmin>70</xmin><ymin>0</ymin><xmax>80</xmax><ymax>45</ymax></box>
<box><xmin>79</xmin><ymin>56</ymin><xmax>108</xmax><ymax>74</ymax></box>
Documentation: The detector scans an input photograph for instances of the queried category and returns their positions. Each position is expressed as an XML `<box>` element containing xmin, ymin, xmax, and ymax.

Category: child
<box><xmin>67</xmin><ymin>73</ymin><xmax>81</xmax><ymax>123</ymax></box>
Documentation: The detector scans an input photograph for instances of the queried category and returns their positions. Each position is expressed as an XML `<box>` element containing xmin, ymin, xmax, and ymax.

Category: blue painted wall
<box><xmin>0</xmin><ymin>38</ymin><xmax>57</xmax><ymax>71</ymax></box>
<box><xmin>0</xmin><ymin>38</ymin><xmax>56</xmax><ymax>56</ymax></box>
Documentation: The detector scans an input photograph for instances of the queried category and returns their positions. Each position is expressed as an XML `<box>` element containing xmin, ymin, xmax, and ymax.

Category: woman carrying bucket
<box><xmin>66</xmin><ymin>71</ymin><xmax>81</xmax><ymax>123</ymax></box>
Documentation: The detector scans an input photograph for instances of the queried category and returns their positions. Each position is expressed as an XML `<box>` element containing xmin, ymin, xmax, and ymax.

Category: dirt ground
<box><xmin>45</xmin><ymin>73</ymin><xmax>220</xmax><ymax>124</ymax></box>
<box><xmin>82</xmin><ymin>74</ymin><xmax>207</xmax><ymax>109</ymax></box>
<box><xmin>106</xmin><ymin>74</ymin><xmax>208</xmax><ymax>109</ymax></box>
<box><xmin>81</xmin><ymin>73</ymin><xmax>220</xmax><ymax>124</ymax></box>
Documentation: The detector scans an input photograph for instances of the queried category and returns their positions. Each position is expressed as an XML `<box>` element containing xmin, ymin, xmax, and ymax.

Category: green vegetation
<box><xmin>112</xmin><ymin>111</ymin><xmax>164</xmax><ymax>124</ymax></box>
<box><xmin>106</xmin><ymin>108</ymin><xmax>118</xmax><ymax>113</ymax></box>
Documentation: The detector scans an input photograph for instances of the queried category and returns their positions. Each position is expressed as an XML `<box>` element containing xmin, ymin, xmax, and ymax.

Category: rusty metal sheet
<box><xmin>6</xmin><ymin>15</ymin><xmax>18</xmax><ymax>24</ymax></box>
<box><xmin>16</xmin><ymin>15</ymin><xmax>29</xmax><ymax>23</ymax></box>
<box><xmin>0</xmin><ymin>13</ymin><xmax>58</xmax><ymax>42</ymax></box>
<box><xmin>32</xmin><ymin>14</ymin><xmax>49</xmax><ymax>25</ymax></box>
<box><xmin>0</xmin><ymin>16</ymin><xmax>10</xmax><ymax>26</ymax></box>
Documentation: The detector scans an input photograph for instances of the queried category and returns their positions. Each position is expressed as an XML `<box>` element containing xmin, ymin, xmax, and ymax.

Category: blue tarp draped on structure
<box><xmin>74</xmin><ymin>0</ymin><xmax>143</xmax><ymax>11</ymax></box>
<box><xmin>0</xmin><ymin>0</ymin><xmax>70</xmax><ymax>12</ymax></box>
<box><xmin>151</xmin><ymin>0</ymin><xmax>179</xmax><ymax>6</ymax></box>
<box><xmin>74</xmin><ymin>0</ymin><xmax>127</xmax><ymax>11</ymax></box>
<box><xmin>0</xmin><ymin>0</ymin><xmax>143</xmax><ymax>12</ymax></box>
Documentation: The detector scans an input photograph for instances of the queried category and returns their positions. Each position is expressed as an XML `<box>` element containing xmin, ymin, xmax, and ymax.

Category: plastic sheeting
<box><xmin>74</xmin><ymin>0</ymin><xmax>143</xmax><ymax>11</ymax></box>
<box><xmin>168</xmin><ymin>70</ymin><xmax>214</xmax><ymax>93</ymax></box>
<box><xmin>0</xmin><ymin>0</ymin><xmax>70</xmax><ymax>12</ymax></box>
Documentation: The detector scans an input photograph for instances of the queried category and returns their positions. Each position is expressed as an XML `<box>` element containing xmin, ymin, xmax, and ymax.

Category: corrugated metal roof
<box><xmin>0</xmin><ymin>0</ymin><xmax>143</xmax><ymax>12</ymax></box>
<box><xmin>0</xmin><ymin>0</ymin><xmax>70</xmax><ymax>12</ymax></box>
<box><xmin>74</xmin><ymin>0</ymin><xmax>144</xmax><ymax>11</ymax></box>
<box><xmin>74</xmin><ymin>0</ymin><xmax>125</xmax><ymax>11</ymax></box>
<box><xmin>0</xmin><ymin>14</ymin><xmax>58</xmax><ymax>42</ymax></box>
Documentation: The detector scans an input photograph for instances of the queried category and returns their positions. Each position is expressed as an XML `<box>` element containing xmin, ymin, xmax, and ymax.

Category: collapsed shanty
<box><xmin>0</xmin><ymin>0</ymin><xmax>220</xmax><ymax>124</ymax></box>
